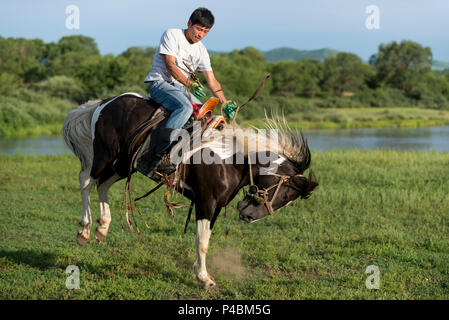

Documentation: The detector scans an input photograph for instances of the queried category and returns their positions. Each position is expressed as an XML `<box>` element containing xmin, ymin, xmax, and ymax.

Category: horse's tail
<box><xmin>62</xmin><ymin>100</ymin><xmax>102</xmax><ymax>170</ymax></box>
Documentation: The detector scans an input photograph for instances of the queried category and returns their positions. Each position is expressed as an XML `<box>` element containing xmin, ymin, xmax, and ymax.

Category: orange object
<box><xmin>197</xmin><ymin>97</ymin><xmax>219</xmax><ymax>120</ymax></box>
<box><xmin>213</xmin><ymin>118</ymin><xmax>226</xmax><ymax>129</ymax></box>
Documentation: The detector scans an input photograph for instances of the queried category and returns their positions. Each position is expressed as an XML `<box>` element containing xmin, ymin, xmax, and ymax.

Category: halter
<box><xmin>247</xmin><ymin>162</ymin><xmax>303</xmax><ymax>215</ymax></box>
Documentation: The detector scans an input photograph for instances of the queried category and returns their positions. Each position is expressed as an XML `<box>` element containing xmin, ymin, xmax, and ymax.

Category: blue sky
<box><xmin>1</xmin><ymin>0</ymin><xmax>448</xmax><ymax>61</ymax></box>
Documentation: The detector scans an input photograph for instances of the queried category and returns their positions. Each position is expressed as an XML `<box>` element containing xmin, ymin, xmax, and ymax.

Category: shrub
<box><xmin>33</xmin><ymin>76</ymin><xmax>84</xmax><ymax>103</ymax></box>
<box><xmin>0</xmin><ymin>72</ymin><xmax>19</xmax><ymax>96</ymax></box>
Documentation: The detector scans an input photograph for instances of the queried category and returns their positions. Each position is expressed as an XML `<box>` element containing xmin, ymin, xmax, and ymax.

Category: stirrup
<box><xmin>153</xmin><ymin>155</ymin><xmax>176</xmax><ymax>174</ymax></box>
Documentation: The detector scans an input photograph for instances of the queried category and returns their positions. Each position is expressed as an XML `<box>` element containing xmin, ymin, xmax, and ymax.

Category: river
<box><xmin>1</xmin><ymin>125</ymin><xmax>449</xmax><ymax>156</ymax></box>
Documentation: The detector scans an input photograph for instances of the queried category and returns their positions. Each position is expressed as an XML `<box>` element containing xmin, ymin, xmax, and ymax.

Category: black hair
<box><xmin>189</xmin><ymin>7</ymin><xmax>214</xmax><ymax>29</ymax></box>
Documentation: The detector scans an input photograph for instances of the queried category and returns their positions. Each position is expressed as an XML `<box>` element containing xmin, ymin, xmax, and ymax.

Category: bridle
<box><xmin>247</xmin><ymin>162</ymin><xmax>303</xmax><ymax>215</ymax></box>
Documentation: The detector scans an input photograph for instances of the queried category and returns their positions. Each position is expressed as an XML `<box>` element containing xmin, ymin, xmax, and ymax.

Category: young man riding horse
<box><xmin>62</xmin><ymin>7</ymin><xmax>318</xmax><ymax>290</ymax></box>
<box><xmin>144</xmin><ymin>7</ymin><xmax>236</xmax><ymax>173</ymax></box>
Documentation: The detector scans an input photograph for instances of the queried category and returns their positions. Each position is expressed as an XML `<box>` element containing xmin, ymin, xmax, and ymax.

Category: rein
<box><xmin>247</xmin><ymin>162</ymin><xmax>303</xmax><ymax>215</ymax></box>
<box><xmin>221</xmin><ymin>74</ymin><xmax>271</xmax><ymax>123</ymax></box>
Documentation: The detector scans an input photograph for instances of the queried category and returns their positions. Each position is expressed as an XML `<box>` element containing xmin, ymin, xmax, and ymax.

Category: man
<box><xmin>144</xmin><ymin>7</ymin><xmax>235</xmax><ymax>173</ymax></box>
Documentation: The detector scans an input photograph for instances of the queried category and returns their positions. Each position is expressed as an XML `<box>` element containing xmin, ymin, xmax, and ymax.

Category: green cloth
<box><xmin>190</xmin><ymin>82</ymin><xmax>206</xmax><ymax>99</ymax></box>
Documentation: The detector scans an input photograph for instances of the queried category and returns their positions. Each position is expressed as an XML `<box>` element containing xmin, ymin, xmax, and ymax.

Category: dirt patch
<box><xmin>210</xmin><ymin>247</ymin><xmax>246</xmax><ymax>280</ymax></box>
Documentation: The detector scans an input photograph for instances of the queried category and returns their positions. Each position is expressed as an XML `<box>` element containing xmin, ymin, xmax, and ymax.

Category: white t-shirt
<box><xmin>144</xmin><ymin>28</ymin><xmax>212</xmax><ymax>83</ymax></box>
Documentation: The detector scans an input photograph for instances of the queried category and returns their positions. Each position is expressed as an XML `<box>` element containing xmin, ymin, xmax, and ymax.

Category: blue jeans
<box><xmin>148</xmin><ymin>80</ymin><xmax>201</xmax><ymax>129</ymax></box>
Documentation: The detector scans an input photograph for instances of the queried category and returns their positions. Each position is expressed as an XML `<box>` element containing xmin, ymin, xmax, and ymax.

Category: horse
<box><xmin>62</xmin><ymin>92</ymin><xmax>318</xmax><ymax>289</ymax></box>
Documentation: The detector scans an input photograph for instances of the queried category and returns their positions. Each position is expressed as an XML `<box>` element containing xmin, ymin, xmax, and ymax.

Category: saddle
<box><xmin>132</xmin><ymin>97</ymin><xmax>227</xmax><ymax>181</ymax></box>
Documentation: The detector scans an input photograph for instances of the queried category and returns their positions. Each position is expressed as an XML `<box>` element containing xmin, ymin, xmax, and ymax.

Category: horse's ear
<box><xmin>293</xmin><ymin>170</ymin><xmax>318</xmax><ymax>199</ymax></box>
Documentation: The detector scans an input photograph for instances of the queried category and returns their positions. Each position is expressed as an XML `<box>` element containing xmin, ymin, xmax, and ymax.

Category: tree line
<box><xmin>0</xmin><ymin>35</ymin><xmax>448</xmax><ymax>136</ymax></box>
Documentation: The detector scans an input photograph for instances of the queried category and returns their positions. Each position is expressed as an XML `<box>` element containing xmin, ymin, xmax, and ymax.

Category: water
<box><xmin>0</xmin><ymin>135</ymin><xmax>72</xmax><ymax>156</ymax></box>
<box><xmin>305</xmin><ymin>125</ymin><xmax>449</xmax><ymax>152</ymax></box>
<box><xmin>1</xmin><ymin>126</ymin><xmax>449</xmax><ymax>156</ymax></box>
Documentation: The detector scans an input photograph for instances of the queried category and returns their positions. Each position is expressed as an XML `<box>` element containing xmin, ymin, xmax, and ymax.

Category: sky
<box><xmin>1</xmin><ymin>0</ymin><xmax>448</xmax><ymax>61</ymax></box>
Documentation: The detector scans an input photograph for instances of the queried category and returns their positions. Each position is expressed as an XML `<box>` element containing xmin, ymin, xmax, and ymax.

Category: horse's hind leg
<box><xmin>95</xmin><ymin>172</ymin><xmax>122</xmax><ymax>244</ymax></box>
<box><xmin>77</xmin><ymin>168</ymin><xmax>96</xmax><ymax>246</ymax></box>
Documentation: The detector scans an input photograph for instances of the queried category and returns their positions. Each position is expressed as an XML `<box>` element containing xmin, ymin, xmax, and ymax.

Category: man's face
<box><xmin>185</xmin><ymin>20</ymin><xmax>210</xmax><ymax>44</ymax></box>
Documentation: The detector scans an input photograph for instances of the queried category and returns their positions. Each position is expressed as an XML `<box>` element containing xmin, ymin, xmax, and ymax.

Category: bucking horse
<box><xmin>62</xmin><ymin>90</ymin><xmax>318</xmax><ymax>289</ymax></box>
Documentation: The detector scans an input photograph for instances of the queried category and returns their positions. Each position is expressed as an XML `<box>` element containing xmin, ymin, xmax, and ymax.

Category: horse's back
<box><xmin>90</xmin><ymin>93</ymin><xmax>163</xmax><ymax>179</ymax></box>
<box><xmin>93</xmin><ymin>93</ymin><xmax>161</xmax><ymax>144</ymax></box>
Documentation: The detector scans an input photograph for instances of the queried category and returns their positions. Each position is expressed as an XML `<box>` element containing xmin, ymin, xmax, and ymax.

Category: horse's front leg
<box><xmin>95</xmin><ymin>173</ymin><xmax>121</xmax><ymax>244</ymax></box>
<box><xmin>77</xmin><ymin>169</ymin><xmax>95</xmax><ymax>246</ymax></box>
<box><xmin>194</xmin><ymin>218</ymin><xmax>216</xmax><ymax>289</ymax></box>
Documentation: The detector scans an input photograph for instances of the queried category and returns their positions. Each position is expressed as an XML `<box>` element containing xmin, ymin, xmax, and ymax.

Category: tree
<box><xmin>270</xmin><ymin>59</ymin><xmax>323</xmax><ymax>98</ymax></box>
<box><xmin>211</xmin><ymin>47</ymin><xmax>271</xmax><ymax>97</ymax></box>
<box><xmin>270</xmin><ymin>60</ymin><xmax>302</xmax><ymax>96</ymax></box>
<box><xmin>370</xmin><ymin>40</ymin><xmax>433</xmax><ymax>95</ymax></box>
<box><xmin>0</xmin><ymin>72</ymin><xmax>19</xmax><ymax>95</ymax></box>
<box><xmin>57</xmin><ymin>35</ymin><xmax>100</xmax><ymax>55</ymax></box>
<box><xmin>297</xmin><ymin>59</ymin><xmax>323</xmax><ymax>98</ymax></box>
<box><xmin>47</xmin><ymin>35</ymin><xmax>100</xmax><ymax>77</ymax></box>
<box><xmin>74</xmin><ymin>55</ymin><xmax>128</xmax><ymax>98</ymax></box>
<box><xmin>322</xmin><ymin>53</ymin><xmax>371</xmax><ymax>96</ymax></box>
<box><xmin>34</xmin><ymin>75</ymin><xmax>84</xmax><ymax>102</ymax></box>
<box><xmin>120</xmin><ymin>46</ymin><xmax>156</xmax><ymax>59</ymax></box>
<box><xmin>0</xmin><ymin>37</ymin><xmax>48</xmax><ymax>84</ymax></box>
<box><xmin>119</xmin><ymin>46</ymin><xmax>155</xmax><ymax>90</ymax></box>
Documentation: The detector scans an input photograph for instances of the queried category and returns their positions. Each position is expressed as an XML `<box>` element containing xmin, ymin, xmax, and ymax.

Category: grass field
<box><xmin>0</xmin><ymin>151</ymin><xmax>448</xmax><ymax>299</ymax></box>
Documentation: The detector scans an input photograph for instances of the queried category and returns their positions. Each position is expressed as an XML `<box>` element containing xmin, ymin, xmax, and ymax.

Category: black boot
<box><xmin>147</xmin><ymin>127</ymin><xmax>178</xmax><ymax>174</ymax></box>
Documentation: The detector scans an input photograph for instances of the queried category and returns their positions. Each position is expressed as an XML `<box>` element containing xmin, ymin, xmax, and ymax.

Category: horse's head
<box><xmin>236</xmin><ymin>120</ymin><xmax>318</xmax><ymax>223</ymax></box>
<box><xmin>237</xmin><ymin>156</ymin><xmax>318</xmax><ymax>223</ymax></box>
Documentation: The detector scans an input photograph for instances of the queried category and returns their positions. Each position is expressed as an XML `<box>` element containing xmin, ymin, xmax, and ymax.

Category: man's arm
<box><xmin>202</xmin><ymin>70</ymin><xmax>227</xmax><ymax>103</ymax></box>
<box><xmin>164</xmin><ymin>55</ymin><xmax>194</xmax><ymax>89</ymax></box>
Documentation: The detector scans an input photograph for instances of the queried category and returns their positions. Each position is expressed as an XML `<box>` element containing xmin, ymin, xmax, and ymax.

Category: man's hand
<box><xmin>202</xmin><ymin>70</ymin><xmax>226</xmax><ymax>103</ymax></box>
<box><xmin>222</xmin><ymin>100</ymin><xmax>237</xmax><ymax>120</ymax></box>
<box><xmin>190</xmin><ymin>82</ymin><xmax>206</xmax><ymax>99</ymax></box>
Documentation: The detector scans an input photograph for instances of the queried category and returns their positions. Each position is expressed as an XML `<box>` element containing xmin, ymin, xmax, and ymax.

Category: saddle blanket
<box><xmin>135</xmin><ymin>115</ymin><xmax>226</xmax><ymax>177</ymax></box>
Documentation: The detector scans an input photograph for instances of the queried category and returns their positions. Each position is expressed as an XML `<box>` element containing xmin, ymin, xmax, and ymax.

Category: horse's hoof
<box><xmin>205</xmin><ymin>279</ymin><xmax>217</xmax><ymax>291</ymax></box>
<box><xmin>94</xmin><ymin>226</ymin><xmax>106</xmax><ymax>244</ymax></box>
<box><xmin>76</xmin><ymin>231</ymin><xmax>89</xmax><ymax>247</ymax></box>
<box><xmin>200</xmin><ymin>274</ymin><xmax>217</xmax><ymax>290</ymax></box>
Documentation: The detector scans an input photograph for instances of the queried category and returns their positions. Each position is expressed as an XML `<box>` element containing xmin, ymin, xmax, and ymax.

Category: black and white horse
<box><xmin>62</xmin><ymin>92</ymin><xmax>318</xmax><ymax>288</ymax></box>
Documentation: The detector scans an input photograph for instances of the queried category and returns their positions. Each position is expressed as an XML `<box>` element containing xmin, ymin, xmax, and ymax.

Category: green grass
<box><xmin>0</xmin><ymin>123</ymin><xmax>63</xmax><ymax>139</ymax></box>
<box><xmin>0</xmin><ymin>151</ymin><xmax>448</xmax><ymax>299</ymax></box>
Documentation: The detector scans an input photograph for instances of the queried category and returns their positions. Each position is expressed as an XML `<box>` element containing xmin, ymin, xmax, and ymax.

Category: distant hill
<box><xmin>209</xmin><ymin>47</ymin><xmax>449</xmax><ymax>69</ymax></box>
<box><xmin>263</xmin><ymin>47</ymin><xmax>339</xmax><ymax>62</ymax></box>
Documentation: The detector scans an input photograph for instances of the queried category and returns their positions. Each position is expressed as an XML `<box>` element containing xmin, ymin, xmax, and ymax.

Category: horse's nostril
<box><xmin>239</xmin><ymin>213</ymin><xmax>254</xmax><ymax>223</ymax></box>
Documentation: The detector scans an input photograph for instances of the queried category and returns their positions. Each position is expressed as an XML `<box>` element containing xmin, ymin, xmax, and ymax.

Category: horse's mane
<box><xmin>260</xmin><ymin>114</ymin><xmax>311</xmax><ymax>172</ymax></box>
<box><xmin>201</xmin><ymin>114</ymin><xmax>311</xmax><ymax>172</ymax></box>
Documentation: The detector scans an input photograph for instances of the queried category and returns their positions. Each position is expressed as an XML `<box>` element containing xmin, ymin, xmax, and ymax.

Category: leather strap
<box><xmin>247</xmin><ymin>161</ymin><xmax>303</xmax><ymax>215</ymax></box>
<box><xmin>231</xmin><ymin>74</ymin><xmax>271</xmax><ymax>122</ymax></box>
